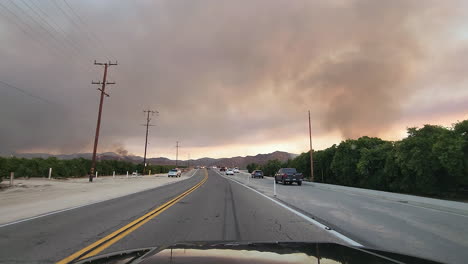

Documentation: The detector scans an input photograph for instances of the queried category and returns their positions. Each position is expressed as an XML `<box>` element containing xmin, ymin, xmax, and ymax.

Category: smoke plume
<box><xmin>0</xmin><ymin>0</ymin><xmax>467</xmax><ymax>155</ymax></box>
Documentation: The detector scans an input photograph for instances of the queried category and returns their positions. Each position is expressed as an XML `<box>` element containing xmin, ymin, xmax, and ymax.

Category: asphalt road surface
<box><xmin>0</xmin><ymin>169</ymin><xmax>340</xmax><ymax>263</ymax></box>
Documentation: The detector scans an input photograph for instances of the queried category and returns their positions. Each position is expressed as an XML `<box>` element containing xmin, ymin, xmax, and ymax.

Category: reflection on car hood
<box><xmin>74</xmin><ymin>241</ymin><xmax>443</xmax><ymax>264</ymax></box>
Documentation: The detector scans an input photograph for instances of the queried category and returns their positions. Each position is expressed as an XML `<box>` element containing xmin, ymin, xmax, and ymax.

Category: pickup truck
<box><xmin>274</xmin><ymin>168</ymin><xmax>303</xmax><ymax>185</ymax></box>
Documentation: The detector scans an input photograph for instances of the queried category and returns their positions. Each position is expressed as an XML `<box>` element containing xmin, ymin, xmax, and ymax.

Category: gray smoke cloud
<box><xmin>0</xmin><ymin>0</ymin><xmax>467</xmax><ymax>155</ymax></box>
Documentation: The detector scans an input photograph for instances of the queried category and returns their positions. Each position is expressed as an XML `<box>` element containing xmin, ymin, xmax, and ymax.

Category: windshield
<box><xmin>282</xmin><ymin>168</ymin><xmax>297</xmax><ymax>174</ymax></box>
<box><xmin>0</xmin><ymin>1</ymin><xmax>467</xmax><ymax>264</ymax></box>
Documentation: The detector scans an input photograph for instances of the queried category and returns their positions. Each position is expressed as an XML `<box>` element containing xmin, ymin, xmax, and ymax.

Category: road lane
<box><xmin>0</xmin><ymin>169</ymin><xmax>340</xmax><ymax>263</ymax></box>
<box><xmin>227</xmin><ymin>172</ymin><xmax>468</xmax><ymax>264</ymax></box>
<box><xmin>101</xmin><ymin>169</ymin><xmax>340</xmax><ymax>254</ymax></box>
<box><xmin>0</xmin><ymin>170</ymin><xmax>204</xmax><ymax>263</ymax></box>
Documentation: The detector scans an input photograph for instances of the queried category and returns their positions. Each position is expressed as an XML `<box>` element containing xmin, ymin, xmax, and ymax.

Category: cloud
<box><xmin>0</xmin><ymin>0</ymin><xmax>467</xmax><ymax>156</ymax></box>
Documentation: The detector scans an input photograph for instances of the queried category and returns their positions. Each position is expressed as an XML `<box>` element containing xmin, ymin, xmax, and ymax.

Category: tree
<box><xmin>357</xmin><ymin>142</ymin><xmax>394</xmax><ymax>190</ymax></box>
<box><xmin>1</xmin><ymin>119</ymin><xmax>467</xmax><ymax>198</ymax></box>
<box><xmin>289</xmin><ymin>153</ymin><xmax>310</xmax><ymax>179</ymax></box>
<box><xmin>313</xmin><ymin>145</ymin><xmax>337</xmax><ymax>183</ymax></box>
<box><xmin>260</xmin><ymin>159</ymin><xmax>282</xmax><ymax>176</ymax></box>
<box><xmin>453</xmin><ymin>120</ymin><xmax>468</xmax><ymax>186</ymax></box>
<box><xmin>394</xmin><ymin>125</ymin><xmax>447</xmax><ymax>195</ymax></box>
<box><xmin>246</xmin><ymin>163</ymin><xmax>259</xmax><ymax>173</ymax></box>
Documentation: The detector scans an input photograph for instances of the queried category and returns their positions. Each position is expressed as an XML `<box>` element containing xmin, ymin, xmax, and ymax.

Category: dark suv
<box><xmin>275</xmin><ymin>168</ymin><xmax>303</xmax><ymax>185</ymax></box>
<box><xmin>251</xmin><ymin>170</ymin><xmax>264</xmax><ymax>178</ymax></box>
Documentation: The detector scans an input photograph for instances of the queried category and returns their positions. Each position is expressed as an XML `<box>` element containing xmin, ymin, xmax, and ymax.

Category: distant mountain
<box><xmin>208</xmin><ymin>151</ymin><xmax>297</xmax><ymax>168</ymax></box>
<box><xmin>11</xmin><ymin>151</ymin><xmax>297</xmax><ymax>169</ymax></box>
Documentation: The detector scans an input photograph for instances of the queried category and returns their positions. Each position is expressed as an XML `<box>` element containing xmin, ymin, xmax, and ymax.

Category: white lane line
<box><xmin>0</xmin><ymin>169</ymin><xmax>199</xmax><ymax>228</ymax></box>
<box><xmin>215</xmin><ymin>170</ymin><xmax>363</xmax><ymax>247</ymax></box>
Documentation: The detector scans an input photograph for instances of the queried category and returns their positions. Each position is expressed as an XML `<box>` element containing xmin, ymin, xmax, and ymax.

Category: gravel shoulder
<box><xmin>0</xmin><ymin>170</ymin><xmax>196</xmax><ymax>226</ymax></box>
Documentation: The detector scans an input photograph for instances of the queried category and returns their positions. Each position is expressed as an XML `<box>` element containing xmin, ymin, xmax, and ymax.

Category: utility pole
<box><xmin>309</xmin><ymin>110</ymin><xmax>314</xmax><ymax>182</ymax></box>
<box><xmin>187</xmin><ymin>153</ymin><xmax>190</xmax><ymax>168</ymax></box>
<box><xmin>142</xmin><ymin>109</ymin><xmax>158</xmax><ymax>175</ymax></box>
<box><xmin>89</xmin><ymin>60</ymin><xmax>117</xmax><ymax>182</ymax></box>
<box><xmin>175</xmin><ymin>141</ymin><xmax>180</xmax><ymax>167</ymax></box>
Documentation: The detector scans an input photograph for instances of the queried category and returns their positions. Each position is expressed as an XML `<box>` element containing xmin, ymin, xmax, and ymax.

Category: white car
<box><xmin>225</xmin><ymin>169</ymin><xmax>234</xmax><ymax>175</ymax></box>
<box><xmin>168</xmin><ymin>169</ymin><xmax>181</xmax><ymax>177</ymax></box>
<box><xmin>233</xmin><ymin>168</ymin><xmax>240</xmax><ymax>173</ymax></box>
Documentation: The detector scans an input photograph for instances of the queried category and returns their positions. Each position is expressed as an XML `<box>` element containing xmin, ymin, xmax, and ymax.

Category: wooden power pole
<box><xmin>142</xmin><ymin>109</ymin><xmax>157</xmax><ymax>175</ymax></box>
<box><xmin>89</xmin><ymin>60</ymin><xmax>117</xmax><ymax>182</ymax></box>
<box><xmin>175</xmin><ymin>141</ymin><xmax>180</xmax><ymax>167</ymax></box>
<box><xmin>309</xmin><ymin>110</ymin><xmax>314</xmax><ymax>182</ymax></box>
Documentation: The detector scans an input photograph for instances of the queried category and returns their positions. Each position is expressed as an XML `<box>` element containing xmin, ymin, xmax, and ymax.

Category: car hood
<box><xmin>73</xmin><ymin>241</ymin><xmax>442</xmax><ymax>264</ymax></box>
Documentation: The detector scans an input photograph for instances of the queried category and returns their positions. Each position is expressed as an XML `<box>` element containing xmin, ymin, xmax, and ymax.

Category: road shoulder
<box><xmin>0</xmin><ymin>169</ymin><xmax>198</xmax><ymax>226</ymax></box>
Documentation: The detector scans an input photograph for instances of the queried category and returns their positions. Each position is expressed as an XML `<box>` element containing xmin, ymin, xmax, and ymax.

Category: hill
<box><xmin>12</xmin><ymin>151</ymin><xmax>297</xmax><ymax>168</ymax></box>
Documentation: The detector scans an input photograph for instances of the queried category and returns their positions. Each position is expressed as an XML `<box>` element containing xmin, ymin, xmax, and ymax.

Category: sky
<box><xmin>0</xmin><ymin>0</ymin><xmax>467</xmax><ymax>159</ymax></box>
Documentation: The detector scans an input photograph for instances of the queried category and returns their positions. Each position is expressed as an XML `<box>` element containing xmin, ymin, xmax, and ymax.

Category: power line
<box><xmin>50</xmin><ymin>0</ymin><xmax>112</xmax><ymax>61</ymax></box>
<box><xmin>0</xmin><ymin>2</ymin><xmax>97</xmax><ymax>93</ymax></box>
<box><xmin>18</xmin><ymin>0</ymin><xmax>86</xmax><ymax>57</ymax></box>
<box><xmin>8</xmin><ymin>0</ymin><xmax>80</xmax><ymax>57</ymax></box>
<box><xmin>62</xmin><ymin>0</ymin><xmax>116</xmax><ymax>61</ymax></box>
<box><xmin>3</xmin><ymin>1</ymin><xmax>93</xmax><ymax>76</ymax></box>
<box><xmin>0</xmin><ymin>2</ymin><xmax>61</xmax><ymax>57</ymax></box>
<box><xmin>0</xmin><ymin>79</ymin><xmax>55</xmax><ymax>105</ymax></box>
<box><xmin>26</xmin><ymin>0</ymin><xmax>93</xmax><ymax>55</ymax></box>
<box><xmin>23</xmin><ymin>0</ymin><xmax>99</xmax><ymax>75</ymax></box>
<box><xmin>50</xmin><ymin>0</ymin><xmax>83</xmax><ymax>30</ymax></box>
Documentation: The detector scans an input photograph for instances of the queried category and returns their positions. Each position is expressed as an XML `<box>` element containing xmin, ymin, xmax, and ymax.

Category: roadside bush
<box><xmin>257</xmin><ymin>119</ymin><xmax>468</xmax><ymax>199</ymax></box>
<box><xmin>0</xmin><ymin>157</ymin><xmax>178</xmax><ymax>178</ymax></box>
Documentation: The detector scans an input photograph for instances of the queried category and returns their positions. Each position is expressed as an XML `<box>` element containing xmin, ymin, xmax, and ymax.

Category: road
<box><xmin>0</xmin><ymin>169</ymin><xmax>341</xmax><ymax>263</ymax></box>
<box><xmin>1</xmin><ymin>168</ymin><xmax>466</xmax><ymax>264</ymax></box>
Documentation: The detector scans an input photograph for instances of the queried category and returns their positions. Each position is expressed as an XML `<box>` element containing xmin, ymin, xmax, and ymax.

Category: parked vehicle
<box><xmin>274</xmin><ymin>168</ymin><xmax>303</xmax><ymax>185</ymax></box>
<box><xmin>251</xmin><ymin>170</ymin><xmax>264</xmax><ymax>178</ymax></box>
<box><xmin>225</xmin><ymin>169</ymin><xmax>234</xmax><ymax>175</ymax></box>
<box><xmin>168</xmin><ymin>169</ymin><xmax>181</xmax><ymax>177</ymax></box>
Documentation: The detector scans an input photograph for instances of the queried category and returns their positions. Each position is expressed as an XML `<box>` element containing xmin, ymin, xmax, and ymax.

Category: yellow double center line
<box><xmin>57</xmin><ymin>170</ymin><xmax>208</xmax><ymax>264</ymax></box>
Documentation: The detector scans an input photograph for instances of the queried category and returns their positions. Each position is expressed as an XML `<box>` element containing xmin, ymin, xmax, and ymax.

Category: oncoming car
<box><xmin>168</xmin><ymin>169</ymin><xmax>181</xmax><ymax>177</ymax></box>
<box><xmin>225</xmin><ymin>169</ymin><xmax>234</xmax><ymax>175</ymax></box>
